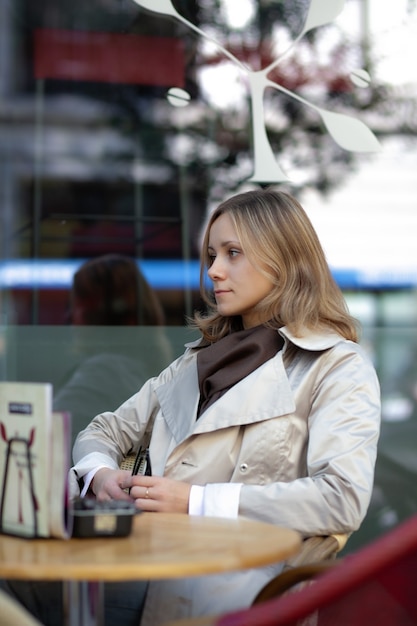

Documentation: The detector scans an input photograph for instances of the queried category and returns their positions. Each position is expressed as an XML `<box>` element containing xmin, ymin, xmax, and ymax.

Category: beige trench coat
<box><xmin>71</xmin><ymin>327</ymin><xmax>381</xmax><ymax>624</ymax></box>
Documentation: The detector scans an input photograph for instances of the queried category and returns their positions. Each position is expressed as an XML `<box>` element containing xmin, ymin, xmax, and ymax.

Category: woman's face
<box><xmin>207</xmin><ymin>212</ymin><xmax>274</xmax><ymax>329</ymax></box>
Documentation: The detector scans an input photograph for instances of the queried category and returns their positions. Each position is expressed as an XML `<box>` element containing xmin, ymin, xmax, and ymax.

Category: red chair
<box><xmin>215</xmin><ymin>512</ymin><xmax>417</xmax><ymax>626</ymax></box>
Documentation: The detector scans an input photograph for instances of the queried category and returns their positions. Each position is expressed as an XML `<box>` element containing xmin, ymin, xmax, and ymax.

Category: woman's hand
<box><xmin>129</xmin><ymin>475</ymin><xmax>192</xmax><ymax>513</ymax></box>
<box><xmin>91</xmin><ymin>468</ymin><xmax>134</xmax><ymax>502</ymax></box>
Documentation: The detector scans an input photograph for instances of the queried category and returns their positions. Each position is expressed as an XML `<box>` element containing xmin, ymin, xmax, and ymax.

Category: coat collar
<box><xmin>278</xmin><ymin>326</ymin><xmax>345</xmax><ymax>351</ymax></box>
<box><xmin>185</xmin><ymin>326</ymin><xmax>344</xmax><ymax>353</ymax></box>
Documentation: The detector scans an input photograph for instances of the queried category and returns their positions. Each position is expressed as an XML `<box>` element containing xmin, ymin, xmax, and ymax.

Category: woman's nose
<box><xmin>208</xmin><ymin>257</ymin><xmax>225</xmax><ymax>280</ymax></box>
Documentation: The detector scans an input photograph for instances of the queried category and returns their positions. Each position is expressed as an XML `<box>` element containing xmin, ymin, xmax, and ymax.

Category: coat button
<box><xmin>240</xmin><ymin>463</ymin><xmax>248</xmax><ymax>472</ymax></box>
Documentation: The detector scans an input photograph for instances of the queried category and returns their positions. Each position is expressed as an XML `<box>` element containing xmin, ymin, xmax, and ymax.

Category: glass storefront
<box><xmin>1</xmin><ymin>0</ymin><xmax>417</xmax><ymax>551</ymax></box>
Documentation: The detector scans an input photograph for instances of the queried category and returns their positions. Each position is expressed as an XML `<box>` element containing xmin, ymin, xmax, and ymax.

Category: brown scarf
<box><xmin>196</xmin><ymin>325</ymin><xmax>284</xmax><ymax>418</ymax></box>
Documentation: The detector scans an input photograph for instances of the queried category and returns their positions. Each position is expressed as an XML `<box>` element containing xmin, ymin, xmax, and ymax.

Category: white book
<box><xmin>0</xmin><ymin>382</ymin><xmax>71</xmax><ymax>538</ymax></box>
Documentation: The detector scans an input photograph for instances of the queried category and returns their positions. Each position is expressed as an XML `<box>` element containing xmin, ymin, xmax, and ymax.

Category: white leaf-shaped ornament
<box><xmin>130</xmin><ymin>0</ymin><xmax>180</xmax><ymax>18</ymax></box>
<box><xmin>301</xmin><ymin>0</ymin><xmax>345</xmax><ymax>35</ymax></box>
<box><xmin>167</xmin><ymin>87</ymin><xmax>191</xmax><ymax>107</ymax></box>
<box><xmin>321</xmin><ymin>110</ymin><xmax>381</xmax><ymax>152</ymax></box>
<box><xmin>350</xmin><ymin>68</ymin><xmax>371</xmax><ymax>88</ymax></box>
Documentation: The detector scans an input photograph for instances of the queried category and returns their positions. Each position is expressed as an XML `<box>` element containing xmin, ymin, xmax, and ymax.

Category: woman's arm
<box><xmin>69</xmin><ymin>350</ymin><xmax>191</xmax><ymax>500</ymax></box>
<box><xmin>69</xmin><ymin>378</ymin><xmax>159</xmax><ymax>499</ymax></box>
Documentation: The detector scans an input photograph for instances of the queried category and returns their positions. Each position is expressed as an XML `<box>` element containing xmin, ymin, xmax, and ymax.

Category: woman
<box><xmin>71</xmin><ymin>189</ymin><xmax>381</xmax><ymax>625</ymax></box>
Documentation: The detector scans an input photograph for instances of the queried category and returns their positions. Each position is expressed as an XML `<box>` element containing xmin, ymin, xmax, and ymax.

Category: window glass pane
<box><xmin>1</xmin><ymin>1</ymin><xmax>417</xmax><ymax>551</ymax></box>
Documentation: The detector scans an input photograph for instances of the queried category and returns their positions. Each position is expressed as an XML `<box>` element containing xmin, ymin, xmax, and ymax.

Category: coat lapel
<box><xmin>155</xmin><ymin>357</ymin><xmax>199</xmax><ymax>443</ymax></box>
<box><xmin>195</xmin><ymin>350</ymin><xmax>295</xmax><ymax>433</ymax></box>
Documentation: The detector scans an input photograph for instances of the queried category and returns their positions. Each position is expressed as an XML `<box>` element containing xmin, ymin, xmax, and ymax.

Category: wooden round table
<box><xmin>0</xmin><ymin>512</ymin><xmax>301</xmax><ymax>625</ymax></box>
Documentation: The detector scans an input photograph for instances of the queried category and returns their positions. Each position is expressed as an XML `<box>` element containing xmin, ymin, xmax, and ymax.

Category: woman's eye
<box><xmin>229</xmin><ymin>249</ymin><xmax>240</xmax><ymax>258</ymax></box>
<box><xmin>208</xmin><ymin>254</ymin><xmax>216</xmax><ymax>265</ymax></box>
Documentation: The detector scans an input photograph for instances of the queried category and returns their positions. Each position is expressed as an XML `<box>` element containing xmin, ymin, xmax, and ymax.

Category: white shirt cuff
<box><xmin>189</xmin><ymin>483</ymin><xmax>243</xmax><ymax>518</ymax></box>
<box><xmin>189</xmin><ymin>485</ymin><xmax>205</xmax><ymax>515</ymax></box>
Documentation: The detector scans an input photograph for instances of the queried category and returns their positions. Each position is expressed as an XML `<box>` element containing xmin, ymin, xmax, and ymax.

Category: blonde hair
<box><xmin>193</xmin><ymin>189</ymin><xmax>358</xmax><ymax>343</ymax></box>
